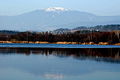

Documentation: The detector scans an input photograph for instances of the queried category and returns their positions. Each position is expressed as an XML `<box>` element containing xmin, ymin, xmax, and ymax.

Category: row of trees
<box><xmin>0</xmin><ymin>31</ymin><xmax>120</xmax><ymax>44</ymax></box>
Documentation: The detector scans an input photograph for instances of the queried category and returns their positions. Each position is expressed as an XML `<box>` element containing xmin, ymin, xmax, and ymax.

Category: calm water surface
<box><xmin>0</xmin><ymin>43</ymin><xmax>120</xmax><ymax>48</ymax></box>
<box><xmin>0</xmin><ymin>44</ymin><xmax>120</xmax><ymax>80</ymax></box>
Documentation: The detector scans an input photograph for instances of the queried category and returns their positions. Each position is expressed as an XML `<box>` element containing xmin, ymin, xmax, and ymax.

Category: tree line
<box><xmin>0</xmin><ymin>30</ymin><xmax>120</xmax><ymax>44</ymax></box>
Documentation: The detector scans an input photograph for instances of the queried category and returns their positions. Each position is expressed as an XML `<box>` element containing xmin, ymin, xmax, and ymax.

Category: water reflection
<box><xmin>0</xmin><ymin>48</ymin><xmax>120</xmax><ymax>80</ymax></box>
<box><xmin>0</xmin><ymin>48</ymin><xmax>120</xmax><ymax>63</ymax></box>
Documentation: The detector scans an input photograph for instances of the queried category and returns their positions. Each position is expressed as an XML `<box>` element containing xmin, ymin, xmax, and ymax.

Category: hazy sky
<box><xmin>0</xmin><ymin>0</ymin><xmax>120</xmax><ymax>16</ymax></box>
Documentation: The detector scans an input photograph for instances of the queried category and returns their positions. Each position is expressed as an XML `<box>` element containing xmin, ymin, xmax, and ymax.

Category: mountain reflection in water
<box><xmin>0</xmin><ymin>48</ymin><xmax>120</xmax><ymax>63</ymax></box>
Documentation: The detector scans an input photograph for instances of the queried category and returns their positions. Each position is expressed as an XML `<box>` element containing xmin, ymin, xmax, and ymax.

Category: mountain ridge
<box><xmin>0</xmin><ymin>7</ymin><xmax>120</xmax><ymax>31</ymax></box>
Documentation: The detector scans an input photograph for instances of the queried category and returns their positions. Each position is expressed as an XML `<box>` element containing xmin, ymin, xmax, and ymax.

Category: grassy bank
<box><xmin>0</xmin><ymin>41</ymin><xmax>120</xmax><ymax>45</ymax></box>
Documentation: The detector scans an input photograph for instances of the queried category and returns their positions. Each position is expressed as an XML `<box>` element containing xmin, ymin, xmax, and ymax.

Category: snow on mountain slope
<box><xmin>45</xmin><ymin>7</ymin><xmax>69</xmax><ymax>12</ymax></box>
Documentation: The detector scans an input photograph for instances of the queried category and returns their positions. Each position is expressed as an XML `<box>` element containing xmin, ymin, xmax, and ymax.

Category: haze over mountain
<box><xmin>0</xmin><ymin>7</ymin><xmax>120</xmax><ymax>31</ymax></box>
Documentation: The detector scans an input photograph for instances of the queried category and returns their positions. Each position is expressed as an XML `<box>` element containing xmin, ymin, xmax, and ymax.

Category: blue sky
<box><xmin>0</xmin><ymin>0</ymin><xmax>120</xmax><ymax>16</ymax></box>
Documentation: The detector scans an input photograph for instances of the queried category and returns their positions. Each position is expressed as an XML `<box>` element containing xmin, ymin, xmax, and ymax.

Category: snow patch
<box><xmin>45</xmin><ymin>7</ymin><xmax>69</xmax><ymax>12</ymax></box>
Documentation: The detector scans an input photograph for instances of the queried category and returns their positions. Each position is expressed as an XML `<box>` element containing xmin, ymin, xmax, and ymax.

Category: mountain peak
<box><xmin>45</xmin><ymin>7</ymin><xmax>69</xmax><ymax>12</ymax></box>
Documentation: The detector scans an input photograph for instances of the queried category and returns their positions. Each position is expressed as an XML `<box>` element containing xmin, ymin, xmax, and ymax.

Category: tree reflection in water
<box><xmin>0</xmin><ymin>48</ymin><xmax>120</xmax><ymax>63</ymax></box>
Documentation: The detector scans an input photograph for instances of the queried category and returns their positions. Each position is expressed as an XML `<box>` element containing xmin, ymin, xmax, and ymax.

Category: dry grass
<box><xmin>0</xmin><ymin>41</ymin><xmax>119</xmax><ymax>45</ymax></box>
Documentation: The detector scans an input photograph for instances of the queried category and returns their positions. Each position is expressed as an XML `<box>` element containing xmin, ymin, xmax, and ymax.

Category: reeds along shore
<box><xmin>0</xmin><ymin>41</ymin><xmax>120</xmax><ymax>45</ymax></box>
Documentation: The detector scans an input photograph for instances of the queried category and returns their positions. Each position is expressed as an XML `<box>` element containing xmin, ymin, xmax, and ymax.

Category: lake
<box><xmin>0</xmin><ymin>43</ymin><xmax>120</xmax><ymax>48</ymax></box>
<box><xmin>0</xmin><ymin>43</ymin><xmax>120</xmax><ymax>80</ymax></box>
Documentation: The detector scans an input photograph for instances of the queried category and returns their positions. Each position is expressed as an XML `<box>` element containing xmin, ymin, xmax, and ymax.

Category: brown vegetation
<box><xmin>0</xmin><ymin>31</ymin><xmax>120</xmax><ymax>45</ymax></box>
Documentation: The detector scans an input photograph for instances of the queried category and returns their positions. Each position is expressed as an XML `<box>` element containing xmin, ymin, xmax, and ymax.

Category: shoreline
<box><xmin>0</xmin><ymin>41</ymin><xmax>120</xmax><ymax>45</ymax></box>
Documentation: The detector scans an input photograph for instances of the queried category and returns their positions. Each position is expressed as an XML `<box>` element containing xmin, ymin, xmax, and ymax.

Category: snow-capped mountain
<box><xmin>44</xmin><ymin>7</ymin><xmax>69</xmax><ymax>12</ymax></box>
<box><xmin>0</xmin><ymin>7</ymin><xmax>120</xmax><ymax>31</ymax></box>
